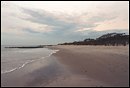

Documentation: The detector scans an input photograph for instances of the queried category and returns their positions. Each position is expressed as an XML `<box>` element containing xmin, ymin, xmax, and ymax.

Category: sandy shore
<box><xmin>1</xmin><ymin>45</ymin><xmax>129</xmax><ymax>87</ymax></box>
<box><xmin>48</xmin><ymin>45</ymin><xmax>129</xmax><ymax>87</ymax></box>
<box><xmin>1</xmin><ymin>55</ymin><xmax>69</xmax><ymax>87</ymax></box>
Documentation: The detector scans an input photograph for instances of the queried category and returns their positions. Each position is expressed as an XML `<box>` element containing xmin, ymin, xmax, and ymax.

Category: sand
<box><xmin>47</xmin><ymin>45</ymin><xmax>129</xmax><ymax>87</ymax></box>
<box><xmin>1</xmin><ymin>45</ymin><xmax>129</xmax><ymax>87</ymax></box>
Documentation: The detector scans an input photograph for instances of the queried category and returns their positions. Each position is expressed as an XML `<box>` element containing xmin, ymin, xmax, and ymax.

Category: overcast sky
<box><xmin>1</xmin><ymin>1</ymin><xmax>129</xmax><ymax>45</ymax></box>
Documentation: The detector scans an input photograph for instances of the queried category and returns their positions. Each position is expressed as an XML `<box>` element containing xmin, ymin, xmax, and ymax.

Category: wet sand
<box><xmin>1</xmin><ymin>55</ymin><xmax>67</xmax><ymax>87</ymax></box>
<box><xmin>1</xmin><ymin>45</ymin><xmax>129</xmax><ymax>87</ymax></box>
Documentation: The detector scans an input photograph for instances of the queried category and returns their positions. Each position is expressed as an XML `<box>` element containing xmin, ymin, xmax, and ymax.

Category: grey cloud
<box><xmin>21</xmin><ymin>8</ymin><xmax>85</xmax><ymax>38</ymax></box>
<box><xmin>20</xmin><ymin>8</ymin><xmax>128</xmax><ymax>44</ymax></box>
<box><xmin>21</xmin><ymin>8</ymin><xmax>76</xmax><ymax>29</ymax></box>
<box><xmin>23</xmin><ymin>28</ymin><xmax>40</xmax><ymax>34</ymax></box>
<box><xmin>89</xmin><ymin>16</ymin><xmax>111</xmax><ymax>23</ymax></box>
<box><xmin>82</xmin><ymin>29</ymin><xmax>129</xmax><ymax>39</ymax></box>
<box><xmin>21</xmin><ymin>8</ymin><xmax>98</xmax><ymax>33</ymax></box>
<box><xmin>86</xmin><ymin>14</ymin><xmax>117</xmax><ymax>24</ymax></box>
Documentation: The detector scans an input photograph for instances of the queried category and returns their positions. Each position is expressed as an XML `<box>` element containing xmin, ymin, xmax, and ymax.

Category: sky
<box><xmin>1</xmin><ymin>1</ymin><xmax>129</xmax><ymax>45</ymax></box>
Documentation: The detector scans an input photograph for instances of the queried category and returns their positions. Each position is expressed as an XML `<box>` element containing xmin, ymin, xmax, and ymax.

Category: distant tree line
<box><xmin>58</xmin><ymin>33</ymin><xmax>129</xmax><ymax>46</ymax></box>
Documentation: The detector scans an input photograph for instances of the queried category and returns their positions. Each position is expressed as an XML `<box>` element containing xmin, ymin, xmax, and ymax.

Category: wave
<box><xmin>1</xmin><ymin>49</ymin><xmax>59</xmax><ymax>74</ymax></box>
<box><xmin>49</xmin><ymin>50</ymin><xmax>59</xmax><ymax>56</ymax></box>
<box><xmin>1</xmin><ymin>68</ymin><xmax>17</xmax><ymax>74</ymax></box>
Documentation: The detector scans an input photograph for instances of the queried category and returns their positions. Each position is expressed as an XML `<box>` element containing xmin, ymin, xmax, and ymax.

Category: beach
<box><xmin>47</xmin><ymin>45</ymin><xmax>129</xmax><ymax>87</ymax></box>
<box><xmin>2</xmin><ymin>1</ymin><xmax>129</xmax><ymax>87</ymax></box>
<box><xmin>1</xmin><ymin>45</ymin><xmax>129</xmax><ymax>87</ymax></box>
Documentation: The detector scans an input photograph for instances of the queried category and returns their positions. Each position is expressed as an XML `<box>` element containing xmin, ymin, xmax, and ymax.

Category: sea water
<box><xmin>1</xmin><ymin>45</ymin><xmax>59</xmax><ymax>74</ymax></box>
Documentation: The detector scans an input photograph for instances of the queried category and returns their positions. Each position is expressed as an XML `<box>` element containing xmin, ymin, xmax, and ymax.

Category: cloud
<box><xmin>75</xmin><ymin>28</ymin><xmax>92</xmax><ymax>32</ymax></box>
<box><xmin>21</xmin><ymin>8</ymin><xmax>73</xmax><ymax>28</ymax></box>
<box><xmin>20</xmin><ymin>8</ymin><xmax>100</xmax><ymax>37</ymax></box>
<box><xmin>20</xmin><ymin>8</ymin><xmax>84</xmax><ymax>37</ymax></box>
<box><xmin>20</xmin><ymin>6</ymin><xmax>124</xmax><ymax>36</ymax></box>
<box><xmin>1</xmin><ymin>1</ymin><xmax>129</xmax><ymax>45</ymax></box>
<box><xmin>1</xmin><ymin>2</ymin><xmax>53</xmax><ymax>35</ymax></box>
<box><xmin>23</xmin><ymin>28</ymin><xmax>40</xmax><ymax>34</ymax></box>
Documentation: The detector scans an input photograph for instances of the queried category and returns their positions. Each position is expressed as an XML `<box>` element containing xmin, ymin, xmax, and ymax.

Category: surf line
<box><xmin>1</xmin><ymin>49</ymin><xmax>59</xmax><ymax>74</ymax></box>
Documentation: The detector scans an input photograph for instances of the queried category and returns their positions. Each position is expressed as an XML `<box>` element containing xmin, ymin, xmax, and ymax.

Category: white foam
<box><xmin>1</xmin><ymin>68</ymin><xmax>17</xmax><ymax>74</ymax></box>
<box><xmin>49</xmin><ymin>50</ymin><xmax>59</xmax><ymax>57</ymax></box>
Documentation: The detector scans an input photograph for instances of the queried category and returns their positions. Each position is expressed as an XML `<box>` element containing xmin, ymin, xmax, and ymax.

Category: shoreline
<box><xmin>1</xmin><ymin>48</ymin><xmax>62</xmax><ymax>87</ymax></box>
<box><xmin>1</xmin><ymin>49</ymin><xmax>59</xmax><ymax>75</ymax></box>
<box><xmin>1</xmin><ymin>45</ymin><xmax>129</xmax><ymax>87</ymax></box>
<box><xmin>1</xmin><ymin>55</ymin><xmax>66</xmax><ymax>87</ymax></box>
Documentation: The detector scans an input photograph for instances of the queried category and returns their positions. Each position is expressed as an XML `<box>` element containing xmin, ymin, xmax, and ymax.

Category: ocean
<box><xmin>1</xmin><ymin>45</ymin><xmax>59</xmax><ymax>74</ymax></box>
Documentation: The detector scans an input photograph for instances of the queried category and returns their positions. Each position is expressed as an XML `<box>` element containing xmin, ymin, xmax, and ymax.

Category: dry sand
<box><xmin>47</xmin><ymin>45</ymin><xmax>129</xmax><ymax>87</ymax></box>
